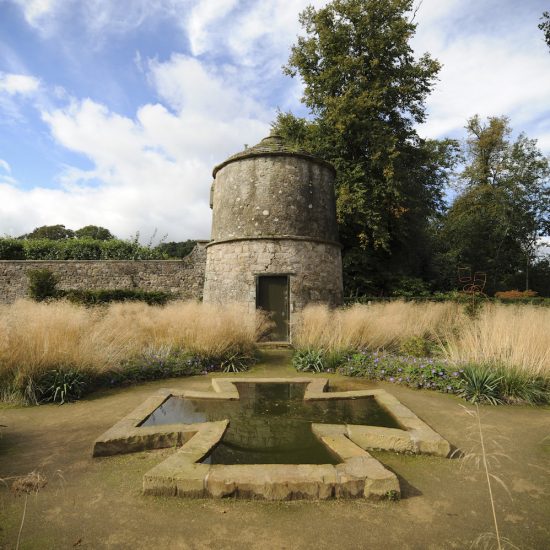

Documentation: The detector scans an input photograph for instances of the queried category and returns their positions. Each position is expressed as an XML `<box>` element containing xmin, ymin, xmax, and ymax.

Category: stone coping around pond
<box><xmin>92</xmin><ymin>377</ymin><xmax>451</xmax><ymax>500</ymax></box>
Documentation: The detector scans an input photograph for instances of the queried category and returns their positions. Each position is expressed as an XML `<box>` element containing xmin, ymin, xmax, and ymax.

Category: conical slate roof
<box><xmin>212</xmin><ymin>133</ymin><xmax>335</xmax><ymax>177</ymax></box>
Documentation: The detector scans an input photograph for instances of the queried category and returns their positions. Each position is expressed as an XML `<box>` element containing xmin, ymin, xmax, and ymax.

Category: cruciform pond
<box><xmin>93</xmin><ymin>377</ymin><xmax>451</xmax><ymax>500</ymax></box>
<box><xmin>139</xmin><ymin>382</ymin><xmax>400</xmax><ymax>465</ymax></box>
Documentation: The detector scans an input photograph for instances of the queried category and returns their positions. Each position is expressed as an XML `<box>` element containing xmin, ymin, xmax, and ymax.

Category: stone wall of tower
<box><xmin>210</xmin><ymin>156</ymin><xmax>338</xmax><ymax>243</ymax></box>
<box><xmin>202</xmin><ymin>238</ymin><xmax>343</xmax><ymax>313</ymax></box>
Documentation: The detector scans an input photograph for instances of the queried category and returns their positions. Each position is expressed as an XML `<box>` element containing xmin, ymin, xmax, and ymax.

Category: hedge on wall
<box><xmin>0</xmin><ymin>238</ymin><xmax>166</xmax><ymax>260</ymax></box>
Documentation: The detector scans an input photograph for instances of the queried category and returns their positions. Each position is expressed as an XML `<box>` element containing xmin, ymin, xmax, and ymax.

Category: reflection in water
<box><xmin>140</xmin><ymin>383</ymin><xmax>399</xmax><ymax>465</ymax></box>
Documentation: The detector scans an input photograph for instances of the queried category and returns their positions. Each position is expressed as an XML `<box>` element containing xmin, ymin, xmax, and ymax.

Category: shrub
<box><xmin>390</xmin><ymin>276</ymin><xmax>431</xmax><ymax>298</ymax></box>
<box><xmin>0</xmin><ymin>238</ymin><xmax>25</xmax><ymax>259</ymax></box>
<box><xmin>37</xmin><ymin>369</ymin><xmax>88</xmax><ymax>404</ymax></box>
<box><xmin>338</xmin><ymin>351</ymin><xmax>463</xmax><ymax>394</ymax></box>
<box><xmin>23</xmin><ymin>239</ymin><xmax>62</xmax><ymax>259</ymax></box>
<box><xmin>492</xmin><ymin>366</ymin><xmax>550</xmax><ymax>405</ymax></box>
<box><xmin>399</xmin><ymin>336</ymin><xmax>436</xmax><ymax>358</ymax></box>
<box><xmin>64</xmin><ymin>288</ymin><xmax>173</xmax><ymax>306</ymax></box>
<box><xmin>111</xmin><ymin>347</ymin><xmax>211</xmax><ymax>384</ymax></box>
<box><xmin>457</xmin><ymin>365</ymin><xmax>503</xmax><ymax>405</ymax></box>
<box><xmin>27</xmin><ymin>269</ymin><xmax>59</xmax><ymax>301</ymax></box>
<box><xmin>219</xmin><ymin>351</ymin><xmax>256</xmax><ymax>373</ymax></box>
<box><xmin>293</xmin><ymin>348</ymin><xmax>326</xmax><ymax>372</ymax></box>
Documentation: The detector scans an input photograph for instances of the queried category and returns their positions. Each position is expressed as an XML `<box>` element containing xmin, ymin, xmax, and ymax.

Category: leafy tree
<box><xmin>274</xmin><ymin>0</ymin><xmax>458</xmax><ymax>295</ymax></box>
<box><xmin>440</xmin><ymin>116</ymin><xmax>550</xmax><ymax>293</ymax></box>
<box><xmin>23</xmin><ymin>224</ymin><xmax>74</xmax><ymax>240</ymax></box>
<box><xmin>155</xmin><ymin>240</ymin><xmax>197</xmax><ymax>259</ymax></box>
<box><xmin>75</xmin><ymin>225</ymin><xmax>115</xmax><ymax>241</ymax></box>
<box><xmin>540</xmin><ymin>11</ymin><xmax>550</xmax><ymax>50</ymax></box>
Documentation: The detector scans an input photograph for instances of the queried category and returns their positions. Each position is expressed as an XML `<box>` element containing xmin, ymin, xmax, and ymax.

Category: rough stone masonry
<box><xmin>203</xmin><ymin>133</ymin><xmax>344</xmax><ymax>325</ymax></box>
<box><xmin>0</xmin><ymin>243</ymin><xmax>207</xmax><ymax>304</ymax></box>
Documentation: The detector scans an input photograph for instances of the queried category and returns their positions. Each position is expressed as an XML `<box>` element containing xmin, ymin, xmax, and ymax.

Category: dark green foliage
<box><xmin>399</xmin><ymin>336</ymin><xmax>437</xmax><ymax>358</ymax></box>
<box><xmin>339</xmin><ymin>351</ymin><xmax>463</xmax><ymax>393</ymax></box>
<box><xmin>108</xmin><ymin>348</ymin><xmax>254</xmax><ymax>384</ymax></box>
<box><xmin>220</xmin><ymin>351</ymin><xmax>256</xmax><ymax>373</ymax></box>
<box><xmin>37</xmin><ymin>369</ymin><xmax>88</xmax><ymax>404</ymax></box>
<box><xmin>13</xmin><ymin>348</ymin><xmax>255</xmax><ymax>405</ymax></box>
<box><xmin>74</xmin><ymin>225</ymin><xmax>115</xmax><ymax>240</ymax></box>
<box><xmin>385</xmin><ymin>490</ymin><xmax>400</xmax><ymax>501</ymax></box>
<box><xmin>274</xmin><ymin>0</ymin><xmax>459</xmax><ymax>296</ymax></box>
<box><xmin>27</xmin><ymin>269</ymin><xmax>59</xmax><ymax>301</ymax></box>
<box><xmin>0</xmin><ymin>237</ymin><xmax>165</xmax><ymax>260</ymax></box>
<box><xmin>0</xmin><ymin>238</ymin><xmax>25</xmax><ymax>259</ymax></box>
<box><xmin>23</xmin><ymin>224</ymin><xmax>74</xmax><ymax>240</ymax></box>
<box><xmin>493</xmin><ymin>366</ymin><xmax>550</xmax><ymax>405</ymax></box>
<box><xmin>111</xmin><ymin>349</ymin><xmax>211</xmax><ymax>384</ymax></box>
<box><xmin>463</xmin><ymin>297</ymin><xmax>486</xmax><ymax>319</ymax></box>
<box><xmin>293</xmin><ymin>348</ymin><xmax>326</xmax><ymax>373</ymax></box>
<box><xmin>436</xmin><ymin>116</ymin><xmax>550</xmax><ymax>295</ymax></box>
<box><xmin>539</xmin><ymin>11</ymin><xmax>550</xmax><ymax>50</ymax></box>
<box><xmin>391</xmin><ymin>277</ymin><xmax>431</xmax><ymax>298</ymax></box>
<box><xmin>155</xmin><ymin>240</ymin><xmax>197</xmax><ymax>259</ymax></box>
<box><xmin>457</xmin><ymin>365</ymin><xmax>504</xmax><ymax>405</ymax></box>
<box><xmin>337</xmin><ymin>350</ymin><xmax>549</xmax><ymax>405</ymax></box>
<box><xmin>64</xmin><ymin>288</ymin><xmax>174</xmax><ymax>306</ymax></box>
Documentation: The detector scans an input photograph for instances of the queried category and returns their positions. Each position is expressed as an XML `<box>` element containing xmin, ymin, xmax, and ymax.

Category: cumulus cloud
<box><xmin>0</xmin><ymin>55</ymin><xmax>271</xmax><ymax>240</ymax></box>
<box><xmin>0</xmin><ymin>72</ymin><xmax>40</xmax><ymax>95</ymax></box>
<box><xmin>11</xmin><ymin>0</ymin><xmax>61</xmax><ymax>26</ymax></box>
<box><xmin>412</xmin><ymin>0</ymin><xmax>550</xmax><ymax>152</ymax></box>
<box><xmin>2</xmin><ymin>0</ymin><xmax>549</xmax><ymax>242</ymax></box>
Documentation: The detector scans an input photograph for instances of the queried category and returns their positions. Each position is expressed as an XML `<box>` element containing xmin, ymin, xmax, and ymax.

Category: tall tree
<box><xmin>274</xmin><ymin>0</ymin><xmax>458</xmax><ymax>295</ymax></box>
<box><xmin>441</xmin><ymin>116</ymin><xmax>550</xmax><ymax>293</ymax></box>
<box><xmin>23</xmin><ymin>224</ymin><xmax>74</xmax><ymax>240</ymax></box>
<box><xmin>74</xmin><ymin>225</ymin><xmax>115</xmax><ymax>241</ymax></box>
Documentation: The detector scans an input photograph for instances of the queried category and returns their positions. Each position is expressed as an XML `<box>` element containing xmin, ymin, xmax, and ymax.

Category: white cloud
<box><xmin>0</xmin><ymin>55</ymin><xmax>271</xmax><ymax>240</ymax></box>
<box><xmin>418</xmin><ymin>35</ymin><xmax>550</xmax><ymax>138</ymax></box>
<box><xmin>186</xmin><ymin>0</ymin><xmax>239</xmax><ymax>56</ymax></box>
<box><xmin>12</xmin><ymin>0</ymin><xmax>60</xmax><ymax>26</ymax></box>
<box><xmin>0</xmin><ymin>72</ymin><xmax>40</xmax><ymax>95</ymax></box>
<box><xmin>412</xmin><ymin>0</ymin><xmax>550</xmax><ymax>153</ymax></box>
<box><xmin>0</xmin><ymin>159</ymin><xmax>11</xmax><ymax>173</ymax></box>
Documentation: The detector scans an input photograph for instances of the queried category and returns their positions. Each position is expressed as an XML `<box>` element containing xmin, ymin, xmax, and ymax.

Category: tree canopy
<box><xmin>274</xmin><ymin>0</ymin><xmax>458</xmax><ymax>295</ymax></box>
<box><xmin>23</xmin><ymin>224</ymin><xmax>75</xmax><ymax>240</ymax></box>
<box><xmin>74</xmin><ymin>225</ymin><xmax>115</xmax><ymax>241</ymax></box>
<box><xmin>439</xmin><ymin>116</ymin><xmax>550</xmax><ymax>293</ymax></box>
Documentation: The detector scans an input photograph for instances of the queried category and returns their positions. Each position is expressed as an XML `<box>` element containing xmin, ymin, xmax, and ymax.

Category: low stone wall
<box><xmin>0</xmin><ymin>243</ymin><xmax>207</xmax><ymax>304</ymax></box>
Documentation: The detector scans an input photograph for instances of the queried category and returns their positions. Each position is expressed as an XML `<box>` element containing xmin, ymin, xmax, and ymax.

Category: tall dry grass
<box><xmin>0</xmin><ymin>299</ymin><xmax>267</xmax><ymax>389</ymax></box>
<box><xmin>293</xmin><ymin>302</ymin><xmax>550</xmax><ymax>376</ymax></box>
<box><xmin>293</xmin><ymin>301</ymin><xmax>462</xmax><ymax>351</ymax></box>
<box><xmin>443</xmin><ymin>304</ymin><xmax>550</xmax><ymax>376</ymax></box>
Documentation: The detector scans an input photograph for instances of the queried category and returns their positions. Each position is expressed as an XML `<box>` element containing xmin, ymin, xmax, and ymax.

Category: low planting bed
<box><xmin>293</xmin><ymin>348</ymin><xmax>550</xmax><ymax>406</ymax></box>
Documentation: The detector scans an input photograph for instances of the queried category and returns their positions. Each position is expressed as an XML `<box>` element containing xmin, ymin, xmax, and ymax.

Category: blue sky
<box><xmin>0</xmin><ymin>0</ymin><xmax>549</xmax><ymax>241</ymax></box>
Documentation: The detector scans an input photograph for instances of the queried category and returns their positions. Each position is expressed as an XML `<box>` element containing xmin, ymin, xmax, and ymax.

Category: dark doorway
<box><xmin>256</xmin><ymin>275</ymin><xmax>290</xmax><ymax>341</ymax></box>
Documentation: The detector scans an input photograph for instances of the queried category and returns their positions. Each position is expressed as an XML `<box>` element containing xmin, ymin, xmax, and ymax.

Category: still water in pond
<box><xmin>140</xmin><ymin>383</ymin><xmax>400</xmax><ymax>465</ymax></box>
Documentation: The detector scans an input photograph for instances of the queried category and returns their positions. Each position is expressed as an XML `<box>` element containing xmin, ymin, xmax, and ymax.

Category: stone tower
<box><xmin>202</xmin><ymin>133</ymin><xmax>343</xmax><ymax>341</ymax></box>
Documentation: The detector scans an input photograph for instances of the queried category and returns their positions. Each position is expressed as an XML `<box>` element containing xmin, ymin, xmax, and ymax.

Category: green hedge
<box><xmin>0</xmin><ymin>238</ymin><xmax>166</xmax><ymax>260</ymax></box>
<box><xmin>63</xmin><ymin>288</ymin><xmax>173</xmax><ymax>306</ymax></box>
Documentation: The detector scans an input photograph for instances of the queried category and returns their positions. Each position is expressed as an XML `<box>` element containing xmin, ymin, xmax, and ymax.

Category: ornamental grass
<box><xmin>293</xmin><ymin>302</ymin><xmax>550</xmax><ymax>377</ymax></box>
<box><xmin>0</xmin><ymin>299</ymin><xmax>268</xmax><ymax>403</ymax></box>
